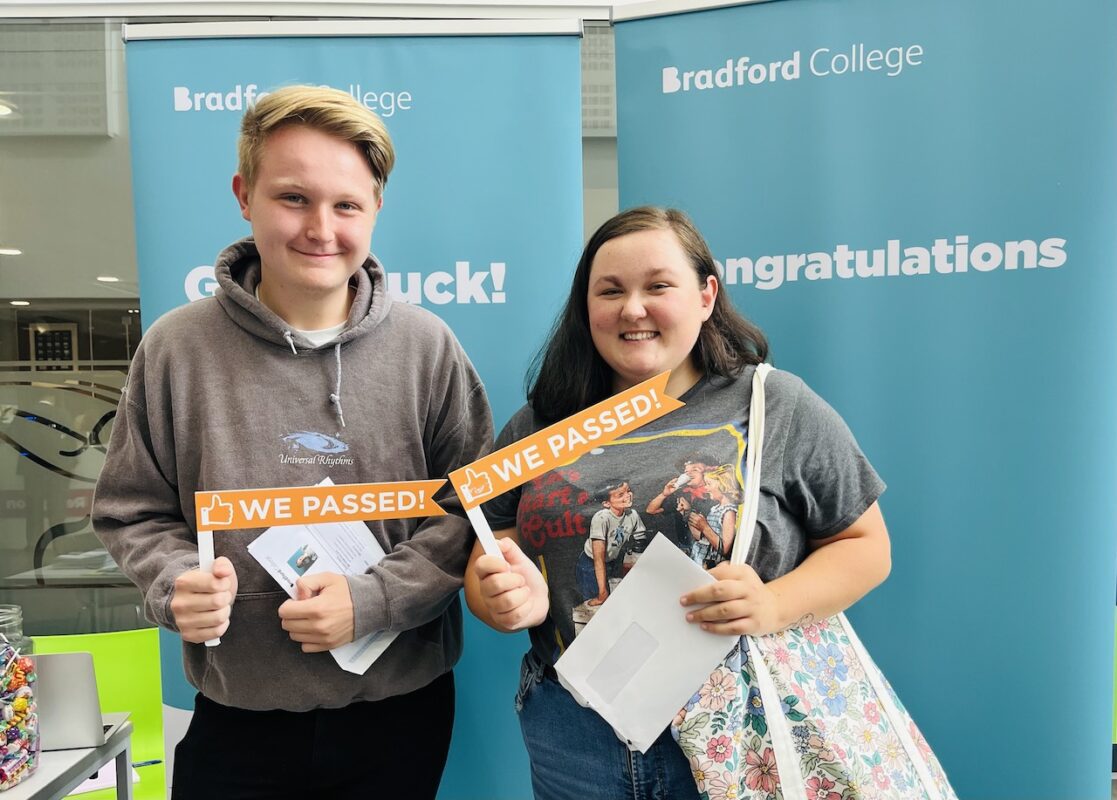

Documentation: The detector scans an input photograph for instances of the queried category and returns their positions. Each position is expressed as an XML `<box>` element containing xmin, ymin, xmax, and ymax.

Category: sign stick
<box><xmin>466</xmin><ymin>506</ymin><xmax>501</xmax><ymax>558</ymax></box>
<box><xmin>197</xmin><ymin>529</ymin><xmax>220</xmax><ymax>647</ymax></box>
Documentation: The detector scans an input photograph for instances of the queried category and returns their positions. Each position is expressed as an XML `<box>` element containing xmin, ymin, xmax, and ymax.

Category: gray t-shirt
<box><xmin>482</xmin><ymin>366</ymin><xmax>885</xmax><ymax>666</ymax></box>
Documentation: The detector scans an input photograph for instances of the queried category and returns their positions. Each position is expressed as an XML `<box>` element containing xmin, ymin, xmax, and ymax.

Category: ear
<box><xmin>232</xmin><ymin>174</ymin><xmax>251</xmax><ymax>222</ymax></box>
<box><xmin>376</xmin><ymin>193</ymin><xmax>384</xmax><ymax>212</ymax></box>
<box><xmin>699</xmin><ymin>274</ymin><xmax>718</xmax><ymax>321</ymax></box>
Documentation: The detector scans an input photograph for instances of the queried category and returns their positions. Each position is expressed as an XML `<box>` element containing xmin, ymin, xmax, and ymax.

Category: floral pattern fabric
<box><xmin>671</xmin><ymin>616</ymin><xmax>957</xmax><ymax>800</ymax></box>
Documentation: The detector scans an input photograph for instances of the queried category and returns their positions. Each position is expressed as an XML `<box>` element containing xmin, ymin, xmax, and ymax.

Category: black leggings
<box><xmin>172</xmin><ymin>671</ymin><xmax>454</xmax><ymax>800</ymax></box>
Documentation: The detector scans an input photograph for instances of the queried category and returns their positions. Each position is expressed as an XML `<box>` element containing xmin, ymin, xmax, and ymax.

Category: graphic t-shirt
<box><xmin>585</xmin><ymin>507</ymin><xmax>646</xmax><ymax>560</ymax></box>
<box><xmin>482</xmin><ymin>367</ymin><xmax>885</xmax><ymax>667</ymax></box>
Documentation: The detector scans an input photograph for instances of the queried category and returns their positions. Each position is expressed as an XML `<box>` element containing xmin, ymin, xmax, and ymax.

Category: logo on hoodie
<box><xmin>279</xmin><ymin>431</ymin><xmax>354</xmax><ymax>466</ymax></box>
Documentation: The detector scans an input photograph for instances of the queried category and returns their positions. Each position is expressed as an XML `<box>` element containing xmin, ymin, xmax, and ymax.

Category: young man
<box><xmin>93</xmin><ymin>86</ymin><xmax>492</xmax><ymax>799</ymax></box>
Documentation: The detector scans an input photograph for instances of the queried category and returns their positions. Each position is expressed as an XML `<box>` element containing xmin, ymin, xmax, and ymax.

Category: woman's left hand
<box><xmin>679</xmin><ymin>562</ymin><xmax>783</xmax><ymax>636</ymax></box>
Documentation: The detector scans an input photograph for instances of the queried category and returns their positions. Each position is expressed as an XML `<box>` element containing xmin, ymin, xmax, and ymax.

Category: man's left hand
<box><xmin>278</xmin><ymin>572</ymin><xmax>355</xmax><ymax>652</ymax></box>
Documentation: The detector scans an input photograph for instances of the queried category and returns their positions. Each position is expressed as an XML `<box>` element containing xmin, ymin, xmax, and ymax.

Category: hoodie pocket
<box><xmin>194</xmin><ymin>589</ymin><xmax>296</xmax><ymax>704</ymax></box>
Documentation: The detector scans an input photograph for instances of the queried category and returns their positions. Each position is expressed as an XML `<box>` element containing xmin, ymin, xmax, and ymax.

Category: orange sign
<box><xmin>449</xmin><ymin>372</ymin><xmax>683</xmax><ymax>510</ymax></box>
<box><xmin>194</xmin><ymin>480</ymin><xmax>446</xmax><ymax>530</ymax></box>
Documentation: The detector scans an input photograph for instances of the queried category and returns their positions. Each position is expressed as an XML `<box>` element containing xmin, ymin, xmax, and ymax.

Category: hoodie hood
<box><xmin>212</xmin><ymin>236</ymin><xmax>393</xmax><ymax>351</ymax></box>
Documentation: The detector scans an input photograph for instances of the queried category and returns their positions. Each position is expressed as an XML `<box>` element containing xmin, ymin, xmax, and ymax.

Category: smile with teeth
<box><xmin>622</xmin><ymin>331</ymin><xmax>659</xmax><ymax>340</ymax></box>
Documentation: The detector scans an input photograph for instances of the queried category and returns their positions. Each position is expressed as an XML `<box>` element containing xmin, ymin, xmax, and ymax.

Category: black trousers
<box><xmin>172</xmin><ymin>671</ymin><xmax>455</xmax><ymax>800</ymax></box>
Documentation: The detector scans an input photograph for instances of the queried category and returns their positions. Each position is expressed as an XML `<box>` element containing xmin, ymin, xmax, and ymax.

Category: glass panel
<box><xmin>0</xmin><ymin>19</ymin><xmax>146</xmax><ymax>636</ymax></box>
<box><xmin>0</xmin><ymin>369</ymin><xmax>146</xmax><ymax>634</ymax></box>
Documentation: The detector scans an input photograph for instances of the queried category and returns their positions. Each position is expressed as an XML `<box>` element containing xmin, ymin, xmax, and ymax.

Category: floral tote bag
<box><xmin>670</xmin><ymin>365</ymin><xmax>958</xmax><ymax>800</ymax></box>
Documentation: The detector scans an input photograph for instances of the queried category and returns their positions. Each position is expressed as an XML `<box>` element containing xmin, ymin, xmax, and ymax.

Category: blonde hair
<box><xmin>704</xmin><ymin>466</ymin><xmax>741</xmax><ymax>504</ymax></box>
<box><xmin>237</xmin><ymin>85</ymin><xmax>395</xmax><ymax>196</ymax></box>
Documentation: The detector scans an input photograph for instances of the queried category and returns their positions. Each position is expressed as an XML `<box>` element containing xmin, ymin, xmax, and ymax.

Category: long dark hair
<box><xmin>527</xmin><ymin>206</ymin><xmax>769</xmax><ymax>422</ymax></box>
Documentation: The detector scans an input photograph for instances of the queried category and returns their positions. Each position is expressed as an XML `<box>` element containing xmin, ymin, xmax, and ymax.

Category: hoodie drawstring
<box><xmin>281</xmin><ymin>331</ymin><xmax>345</xmax><ymax>428</ymax></box>
<box><xmin>329</xmin><ymin>341</ymin><xmax>346</xmax><ymax>428</ymax></box>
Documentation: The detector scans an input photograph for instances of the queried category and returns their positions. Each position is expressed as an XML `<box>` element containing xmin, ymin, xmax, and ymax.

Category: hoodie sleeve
<box><xmin>345</xmin><ymin>336</ymin><xmax>494</xmax><ymax>639</ymax></box>
<box><xmin>92</xmin><ymin>342</ymin><xmax>198</xmax><ymax>632</ymax></box>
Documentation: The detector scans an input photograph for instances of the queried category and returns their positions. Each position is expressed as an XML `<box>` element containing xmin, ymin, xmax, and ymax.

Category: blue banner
<box><xmin>126</xmin><ymin>28</ymin><xmax>583</xmax><ymax>799</ymax></box>
<box><xmin>615</xmin><ymin>0</ymin><xmax>1116</xmax><ymax>796</ymax></box>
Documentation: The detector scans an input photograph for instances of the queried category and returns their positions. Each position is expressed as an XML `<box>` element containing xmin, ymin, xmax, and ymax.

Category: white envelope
<box><xmin>247</xmin><ymin>478</ymin><xmax>399</xmax><ymax>675</ymax></box>
<box><xmin>554</xmin><ymin>534</ymin><xmax>738</xmax><ymax>753</ymax></box>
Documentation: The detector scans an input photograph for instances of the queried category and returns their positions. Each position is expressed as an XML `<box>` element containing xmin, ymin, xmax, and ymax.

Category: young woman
<box><xmin>465</xmin><ymin>207</ymin><xmax>891</xmax><ymax>800</ymax></box>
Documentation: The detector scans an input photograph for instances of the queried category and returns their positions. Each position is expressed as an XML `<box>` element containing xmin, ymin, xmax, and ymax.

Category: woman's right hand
<box><xmin>473</xmin><ymin>537</ymin><xmax>550</xmax><ymax>632</ymax></box>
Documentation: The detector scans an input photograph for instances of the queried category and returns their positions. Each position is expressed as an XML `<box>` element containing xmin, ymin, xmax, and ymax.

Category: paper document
<box><xmin>67</xmin><ymin>765</ymin><xmax>139</xmax><ymax>796</ymax></box>
<box><xmin>247</xmin><ymin>479</ymin><xmax>398</xmax><ymax>675</ymax></box>
<box><xmin>554</xmin><ymin>534</ymin><xmax>738</xmax><ymax>753</ymax></box>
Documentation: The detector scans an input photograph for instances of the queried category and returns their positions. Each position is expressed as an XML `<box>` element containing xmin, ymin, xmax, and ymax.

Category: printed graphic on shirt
<box><xmin>515</xmin><ymin>422</ymin><xmax>748</xmax><ymax>651</ymax></box>
<box><xmin>278</xmin><ymin>430</ymin><xmax>355</xmax><ymax>467</ymax></box>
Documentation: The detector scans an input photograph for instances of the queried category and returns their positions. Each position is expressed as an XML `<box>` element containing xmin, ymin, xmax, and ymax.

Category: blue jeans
<box><xmin>515</xmin><ymin>654</ymin><xmax>699</xmax><ymax>800</ymax></box>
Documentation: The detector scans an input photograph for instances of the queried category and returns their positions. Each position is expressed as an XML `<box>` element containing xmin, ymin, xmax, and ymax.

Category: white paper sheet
<box><xmin>67</xmin><ymin>765</ymin><xmax>139</xmax><ymax>796</ymax></box>
<box><xmin>247</xmin><ymin>479</ymin><xmax>399</xmax><ymax>675</ymax></box>
<box><xmin>554</xmin><ymin>534</ymin><xmax>738</xmax><ymax>753</ymax></box>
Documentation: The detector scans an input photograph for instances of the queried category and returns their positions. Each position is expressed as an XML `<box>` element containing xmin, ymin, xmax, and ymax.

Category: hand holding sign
<box><xmin>194</xmin><ymin>479</ymin><xmax>445</xmax><ymax>649</ymax></box>
<box><xmin>170</xmin><ymin>556</ymin><xmax>238</xmax><ymax>644</ymax></box>
<box><xmin>473</xmin><ymin>537</ymin><xmax>550</xmax><ymax>632</ymax></box>
<box><xmin>195</xmin><ymin>498</ymin><xmax>228</xmax><ymax>647</ymax></box>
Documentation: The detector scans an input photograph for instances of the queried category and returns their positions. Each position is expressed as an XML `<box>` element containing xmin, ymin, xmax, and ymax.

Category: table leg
<box><xmin>115</xmin><ymin>737</ymin><xmax>133</xmax><ymax>800</ymax></box>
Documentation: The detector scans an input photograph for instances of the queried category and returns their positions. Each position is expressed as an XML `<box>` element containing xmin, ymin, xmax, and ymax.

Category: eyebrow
<box><xmin>267</xmin><ymin>180</ymin><xmax>365</xmax><ymax>204</ymax></box>
<box><xmin>268</xmin><ymin>179</ymin><xmax>307</xmax><ymax>192</ymax></box>
<box><xmin>591</xmin><ymin>267</ymin><xmax>673</xmax><ymax>285</ymax></box>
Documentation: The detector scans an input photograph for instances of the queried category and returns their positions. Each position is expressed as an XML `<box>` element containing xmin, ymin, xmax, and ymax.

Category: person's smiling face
<box><xmin>587</xmin><ymin>227</ymin><xmax>716</xmax><ymax>394</ymax></box>
<box><xmin>233</xmin><ymin>124</ymin><xmax>381</xmax><ymax>307</ymax></box>
<box><xmin>604</xmin><ymin>483</ymin><xmax>634</xmax><ymax>515</ymax></box>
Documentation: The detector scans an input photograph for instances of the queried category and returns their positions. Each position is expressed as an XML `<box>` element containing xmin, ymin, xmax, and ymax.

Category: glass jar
<box><xmin>0</xmin><ymin>604</ymin><xmax>33</xmax><ymax>655</ymax></box>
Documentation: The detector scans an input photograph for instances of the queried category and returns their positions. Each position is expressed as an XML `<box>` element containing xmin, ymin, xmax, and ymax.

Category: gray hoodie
<box><xmin>93</xmin><ymin>238</ymin><xmax>493</xmax><ymax>711</ymax></box>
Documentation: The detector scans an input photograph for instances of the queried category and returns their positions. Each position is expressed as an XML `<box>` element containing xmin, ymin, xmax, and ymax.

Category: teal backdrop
<box><xmin>614</xmin><ymin>0</ymin><xmax>1117</xmax><ymax>797</ymax></box>
<box><xmin>124</xmin><ymin>28</ymin><xmax>584</xmax><ymax>798</ymax></box>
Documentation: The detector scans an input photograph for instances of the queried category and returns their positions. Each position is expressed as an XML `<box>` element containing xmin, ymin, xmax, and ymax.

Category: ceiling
<box><xmin>0</xmin><ymin>20</ymin><xmax>137</xmax><ymax>301</ymax></box>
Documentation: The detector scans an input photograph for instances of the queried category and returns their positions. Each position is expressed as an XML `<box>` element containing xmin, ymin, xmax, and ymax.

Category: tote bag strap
<box><xmin>730</xmin><ymin>363</ymin><xmax>772</xmax><ymax>566</ymax></box>
<box><xmin>726</xmin><ymin>364</ymin><xmax>810</xmax><ymax>800</ymax></box>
